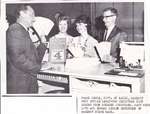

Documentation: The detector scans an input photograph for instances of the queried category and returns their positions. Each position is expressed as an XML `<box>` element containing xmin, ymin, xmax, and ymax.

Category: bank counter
<box><xmin>37</xmin><ymin>57</ymin><xmax>145</xmax><ymax>94</ymax></box>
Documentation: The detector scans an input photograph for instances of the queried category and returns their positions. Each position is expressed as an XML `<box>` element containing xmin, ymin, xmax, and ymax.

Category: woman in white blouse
<box><xmin>50</xmin><ymin>15</ymin><xmax>73</xmax><ymax>48</ymax></box>
<box><xmin>70</xmin><ymin>15</ymin><xmax>98</xmax><ymax>57</ymax></box>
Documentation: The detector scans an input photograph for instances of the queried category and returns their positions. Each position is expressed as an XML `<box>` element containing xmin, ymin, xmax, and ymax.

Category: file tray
<box><xmin>104</xmin><ymin>68</ymin><xmax>144</xmax><ymax>78</ymax></box>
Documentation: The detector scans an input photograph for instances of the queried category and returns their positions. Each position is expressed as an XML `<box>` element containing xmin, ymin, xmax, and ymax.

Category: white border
<box><xmin>1</xmin><ymin>0</ymin><xmax>149</xmax><ymax>95</ymax></box>
<box><xmin>1</xmin><ymin>1</ymin><xmax>150</xmax><ymax>114</ymax></box>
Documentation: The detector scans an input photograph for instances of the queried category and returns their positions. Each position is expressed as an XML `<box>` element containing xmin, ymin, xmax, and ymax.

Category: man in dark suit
<box><xmin>6</xmin><ymin>4</ymin><xmax>47</xmax><ymax>94</ymax></box>
<box><xmin>102</xmin><ymin>7</ymin><xmax>128</xmax><ymax>62</ymax></box>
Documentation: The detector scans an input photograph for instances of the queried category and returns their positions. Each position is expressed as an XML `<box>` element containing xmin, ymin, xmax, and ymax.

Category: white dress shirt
<box><xmin>105</xmin><ymin>25</ymin><xmax>115</xmax><ymax>41</ymax></box>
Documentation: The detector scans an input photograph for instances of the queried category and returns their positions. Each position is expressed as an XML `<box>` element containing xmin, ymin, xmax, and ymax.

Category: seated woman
<box><xmin>49</xmin><ymin>15</ymin><xmax>75</xmax><ymax>59</ymax></box>
<box><xmin>70</xmin><ymin>15</ymin><xmax>98</xmax><ymax>57</ymax></box>
<box><xmin>49</xmin><ymin>15</ymin><xmax>73</xmax><ymax>48</ymax></box>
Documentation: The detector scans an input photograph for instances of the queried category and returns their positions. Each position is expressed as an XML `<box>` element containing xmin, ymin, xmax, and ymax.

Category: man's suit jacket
<box><xmin>6</xmin><ymin>23</ymin><xmax>47</xmax><ymax>94</ymax></box>
<box><xmin>102</xmin><ymin>26</ymin><xmax>128</xmax><ymax>60</ymax></box>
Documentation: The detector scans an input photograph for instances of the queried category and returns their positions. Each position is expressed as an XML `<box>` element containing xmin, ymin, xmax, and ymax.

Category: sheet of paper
<box><xmin>96</xmin><ymin>41</ymin><xmax>112</xmax><ymax>62</ymax></box>
<box><xmin>120</xmin><ymin>42</ymin><xmax>145</xmax><ymax>65</ymax></box>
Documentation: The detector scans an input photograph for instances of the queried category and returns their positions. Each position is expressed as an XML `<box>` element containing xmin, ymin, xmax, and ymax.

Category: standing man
<box><xmin>102</xmin><ymin>7</ymin><xmax>128</xmax><ymax>62</ymax></box>
<box><xmin>6</xmin><ymin>4</ymin><xmax>47</xmax><ymax>94</ymax></box>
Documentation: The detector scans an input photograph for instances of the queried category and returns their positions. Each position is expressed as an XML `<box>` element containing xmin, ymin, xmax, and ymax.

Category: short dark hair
<box><xmin>75</xmin><ymin>15</ymin><xmax>91</xmax><ymax>26</ymax></box>
<box><xmin>103</xmin><ymin>7</ymin><xmax>118</xmax><ymax>16</ymax></box>
<box><xmin>15</xmin><ymin>4</ymin><xmax>30</xmax><ymax>18</ymax></box>
<box><xmin>57</xmin><ymin>15</ymin><xmax>71</xmax><ymax>27</ymax></box>
<box><xmin>75</xmin><ymin>15</ymin><xmax>91</xmax><ymax>34</ymax></box>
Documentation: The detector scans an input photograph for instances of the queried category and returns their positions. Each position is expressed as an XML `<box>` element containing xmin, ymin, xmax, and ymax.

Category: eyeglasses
<box><xmin>103</xmin><ymin>15</ymin><xmax>116</xmax><ymax>19</ymax></box>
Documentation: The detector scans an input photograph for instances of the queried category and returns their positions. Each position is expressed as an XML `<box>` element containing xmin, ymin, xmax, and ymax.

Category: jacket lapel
<box><xmin>106</xmin><ymin>26</ymin><xmax>121</xmax><ymax>41</ymax></box>
<box><xmin>18</xmin><ymin>23</ymin><xmax>40</xmax><ymax>61</ymax></box>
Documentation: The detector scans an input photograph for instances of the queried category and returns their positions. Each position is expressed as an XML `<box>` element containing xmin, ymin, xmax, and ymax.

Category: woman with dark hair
<box><xmin>49</xmin><ymin>15</ymin><xmax>73</xmax><ymax>47</ymax></box>
<box><xmin>70</xmin><ymin>15</ymin><xmax>98</xmax><ymax>57</ymax></box>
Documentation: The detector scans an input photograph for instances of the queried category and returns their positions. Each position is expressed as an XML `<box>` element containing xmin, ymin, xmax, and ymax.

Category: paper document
<box><xmin>95</xmin><ymin>42</ymin><xmax>112</xmax><ymax>62</ymax></box>
<box><xmin>120</xmin><ymin>42</ymin><xmax>144</xmax><ymax>65</ymax></box>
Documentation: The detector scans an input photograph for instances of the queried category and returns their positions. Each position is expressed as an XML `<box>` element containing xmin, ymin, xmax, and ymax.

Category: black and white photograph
<box><xmin>4</xmin><ymin>2</ymin><xmax>145</xmax><ymax>94</ymax></box>
<box><xmin>1</xmin><ymin>0</ymin><xmax>150</xmax><ymax>114</ymax></box>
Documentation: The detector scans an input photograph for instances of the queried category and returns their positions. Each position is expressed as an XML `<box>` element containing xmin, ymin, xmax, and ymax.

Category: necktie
<box><xmin>30</xmin><ymin>26</ymin><xmax>42</xmax><ymax>43</ymax></box>
<box><xmin>103</xmin><ymin>30</ymin><xmax>107</xmax><ymax>41</ymax></box>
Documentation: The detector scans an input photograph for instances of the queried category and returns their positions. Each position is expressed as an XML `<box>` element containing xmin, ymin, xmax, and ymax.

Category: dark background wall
<box><xmin>91</xmin><ymin>2</ymin><xmax>144</xmax><ymax>42</ymax></box>
<box><xmin>6</xmin><ymin>2</ymin><xmax>144</xmax><ymax>42</ymax></box>
<box><xmin>6</xmin><ymin>3</ymin><xmax>91</xmax><ymax>24</ymax></box>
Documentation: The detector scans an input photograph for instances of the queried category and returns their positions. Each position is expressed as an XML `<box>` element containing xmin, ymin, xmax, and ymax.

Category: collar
<box><xmin>17</xmin><ymin>22</ymin><xmax>29</xmax><ymax>31</ymax></box>
<box><xmin>107</xmin><ymin>24</ymin><xmax>115</xmax><ymax>32</ymax></box>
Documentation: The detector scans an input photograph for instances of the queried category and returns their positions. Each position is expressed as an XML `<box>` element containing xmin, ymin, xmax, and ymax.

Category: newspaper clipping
<box><xmin>1</xmin><ymin>0</ymin><xmax>150</xmax><ymax>114</ymax></box>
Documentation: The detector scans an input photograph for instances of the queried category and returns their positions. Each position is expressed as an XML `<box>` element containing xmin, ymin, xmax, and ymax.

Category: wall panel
<box><xmin>6</xmin><ymin>2</ymin><xmax>144</xmax><ymax>42</ymax></box>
